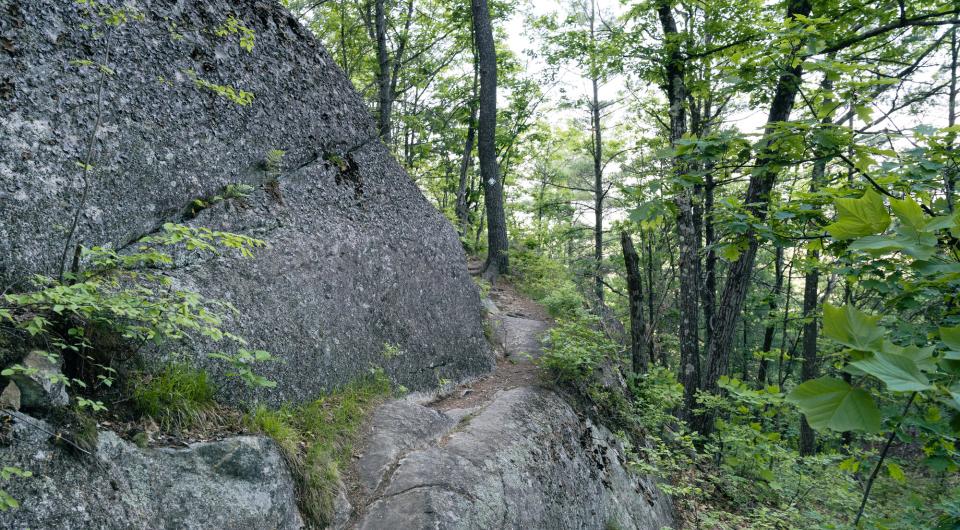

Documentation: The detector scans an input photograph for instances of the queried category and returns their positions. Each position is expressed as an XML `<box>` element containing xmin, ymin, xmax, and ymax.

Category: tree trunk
<box><xmin>703</xmin><ymin>171</ymin><xmax>717</xmax><ymax>352</ymax></box>
<box><xmin>621</xmin><ymin>231</ymin><xmax>648</xmax><ymax>374</ymax></box>
<box><xmin>757</xmin><ymin>246</ymin><xmax>784</xmax><ymax>387</ymax></box>
<box><xmin>375</xmin><ymin>0</ymin><xmax>391</xmax><ymax>142</ymax></box>
<box><xmin>589</xmin><ymin>0</ymin><xmax>605</xmax><ymax>306</ymax></box>
<box><xmin>946</xmin><ymin>27</ymin><xmax>957</xmax><ymax>212</ymax></box>
<box><xmin>645</xmin><ymin>229</ymin><xmax>658</xmax><ymax>365</ymax></box>
<box><xmin>798</xmin><ymin>73</ymin><xmax>834</xmax><ymax>454</ymax></box>
<box><xmin>692</xmin><ymin>0</ymin><xmax>813</xmax><ymax>435</ymax></box>
<box><xmin>456</xmin><ymin>41</ymin><xmax>480</xmax><ymax>238</ymax></box>
<box><xmin>472</xmin><ymin>0</ymin><xmax>508</xmax><ymax>277</ymax></box>
<box><xmin>592</xmin><ymin>74</ymin><xmax>604</xmax><ymax>306</ymax></box>
<box><xmin>656</xmin><ymin>0</ymin><xmax>699</xmax><ymax>419</ymax></box>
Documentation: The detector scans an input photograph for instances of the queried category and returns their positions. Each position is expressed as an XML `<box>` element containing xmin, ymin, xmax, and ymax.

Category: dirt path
<box><xmin>339</xmin><ymin>271</ymin><xmax>558</xmax><ymax>528</ymax></box>
<box><xmin>428</xmin><ymin>277</ymin><xmax>552</xmax><ymax>412</ymax></box>
<box><xmin>338</xmin><ymin>269</ymin><xmax>674</xmax><ymax>530</ymax></box>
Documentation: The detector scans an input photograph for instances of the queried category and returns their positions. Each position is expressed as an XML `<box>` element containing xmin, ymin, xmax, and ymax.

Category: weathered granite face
<box><xmin>0</xmin><ymin>415</ymin><xmax>303</xmax><ymax>530</ymax></box>
<box><xmin>343</xmin><ymin>388</ymin><xmax>675</xmax><ymax>530</ymax></box>
<box><xmin>0</xmin><ymin>0</ymin><xmax>492</xmax><ymax>403</ymax></box>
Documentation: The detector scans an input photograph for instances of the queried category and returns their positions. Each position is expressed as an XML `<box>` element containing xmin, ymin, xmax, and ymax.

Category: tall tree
<box><xmin>455</xmin><ymin>36</ymin><xmax>479</xmax><ymax>237</ymax></box>
<box><xmin>655</xmin><ymin>0</ymin><xmax>701</xmax><ymax>418</ymax></box>
<box><xmin>621</xmin><ymin>231</ymin><xmax>648</xmax><ymax>373</ymax></box>
<box><xmin>691</xmin><ymin>0</ymin><xmax>813</xmax><ymax>434</ymax></box>
<box><xmin>472</xmin><ymin>0</ymin><xmax>508</xmax><ymax>277</ymax></box>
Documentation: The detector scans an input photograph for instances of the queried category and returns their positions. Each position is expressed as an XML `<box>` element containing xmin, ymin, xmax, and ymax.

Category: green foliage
<box><xmin>0</xmin><ymin>467</ymin><xmax>33</xmax><ymax>512</ymax></box>
<box><xmin>787</xmin><ymin>377</ymin><xmax>881</xmax><ymax>432</ymax></box>
<box><xmin>0</xmin><ymin>223</ymin><xmax>270</xmax><ymax>413</ymax></box>
<box><xmin>185</xmin><ymin>70</ymin><xmax>255</xmax><ymax>106</ymax></box>
<box><xmin>208</xmin><ymin>349</ymin><xmax>277</xmax><ymax>389</ymax></box>
<box><xmin>825</xmin><ymin>189</ymin><xmax>891</xmax><ymax>240</ymax></box>
<box><xmin>472</xmin><ymin>276</ymin><xmax>492</xmax><ymax>299</ymax></box>
<box><xmin>214</xmin><ymin>15</ymin><xmax>255</xmax><ymax>52</ymax></box>
<box><xmin>246</xmin><ymin>370</ymin><xmax>392</xmax><ymax>527</ymax></box>
<box><xmin>539</xmin><ymin>316</ymin><xmax>617</xmax><ymax>382</ymax></box>
<box><xmin>131</xmin><ymin>362</ymin><xmax>216</xmax><ymax>431</ymax></box>
<box><xmin>381</xmin><ymin>343</ymin><xmax>402</xmax><ymax>360</ymax></box>
<box><xmin>508</xmin><ymin>248</ymin><xmax>585</xmax><ymax>317</ymax></box>
<box><xmin>75</xmin><ymin>0</ymin><xmax>145</xmax><ymax>26</ymax></box>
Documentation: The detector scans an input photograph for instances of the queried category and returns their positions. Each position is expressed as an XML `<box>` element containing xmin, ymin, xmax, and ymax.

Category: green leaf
<box><xmin>939</xmin><ymin>325</ymin><xmax>960</xmax><ymax>351</ymax></box>
<box><xmin>825</xmin><ymin>189</ymin><xmax>890</xmax><ymax>240</ymax></box>
<box><xmin>889</xmin><ymin>197</ymin><xmax>925</xmax><ymax>231</ymax></box>
<box><xmin>786</xmin><ymin>377</ymin><xmax>881</xmax><ymax>432</ymax></box>
<box><xmin>880</xmin><ymin>341</ymin><xmax>937</xmax><ymax>372</ymax></box>
<box><xmin>886</xmin><ymin>462</ymin><xmax>905</xmax><ymax>482</ymax></box>
<box><xmin>850</xmin><ymin>351</ymin><xmax>932</xmax><ymax>392</ymax></box>
<box><xmin>822</xmin><ymin>304</ymin><xmax>885</xmax><ymax>351</ymax></box>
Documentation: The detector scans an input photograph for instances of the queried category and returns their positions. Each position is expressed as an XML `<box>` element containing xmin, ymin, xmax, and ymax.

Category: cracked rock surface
<box><xmin>342</xmin><ymin>388</ymin><xmax>674</xmax><ymax>530</ymax></box>
<box><xmin>0</xmin><ymin>0</ymin><xmax>492</xmax><ymax>404</ymax></box>
<box><xmin>0</xmin><ymin>415</ymin><xmax>302</xmax><ymax>529</ymax></box>
<box><xmin>338</xmin><ymin>290</ymin><xmax>674</xmax><ymax>530</ymax></box>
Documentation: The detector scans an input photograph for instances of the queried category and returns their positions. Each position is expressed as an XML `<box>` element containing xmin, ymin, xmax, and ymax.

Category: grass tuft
<box><xmin>131</xmin><ymin>362</ymin><xmax>216</xmax><ymax>431</ymax></box>
<box><xmin>246</xmin><ymin>369</ymin><xmax>393</xmax><ymax>528</ymax></box>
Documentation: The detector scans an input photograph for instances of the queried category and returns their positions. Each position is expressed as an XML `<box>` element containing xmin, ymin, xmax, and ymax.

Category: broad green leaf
<box><xmin>826</xmin><ymin>189</ymin><xmax>890</xmax><ymax>240</ymax></box>
<box><xmin>786</xmin><ymin>377</ymin><xmax>881</xmax><ymax>432</ymax></box>
<box><xmin>939</xmin><ymin>325</ymin><xmax>960</xmax><ymax>351</ymax></box>
<box><xmin>952</xmin><ymin>383</ymin><xmax>960</xmax><ymax>406</ymax></box>
<box><xmin>720</xmin><ymin>244</ymin><xmax>742</xmax><ymax>261</ymax></box>
<box><xmin>925</xmin><ymin>214</ymin><xmax>957</xmax><ymax>232</ymax></box>
<box><xmin>849</xmin><ymin>232</ymin><xmax>937</xmax><ymax>260</ymax></box>
<box><xmin>889</xmin><ymin>197</ymin><xmax>925</xmax><ymax>231</ymax></box>
<box><xmin>880</xmin><ymin>341</ymin><xmax>937</xmax><ymax>372</ymax></box>
<box><xmin>850</xmin><ymin>351</ymin><xmax>932</xmax><ymax>392</ymax></box>
<box><xmin>822</xmin><ymin>304</ymin><xmax>885</xmax><ymax>351</ymax></box>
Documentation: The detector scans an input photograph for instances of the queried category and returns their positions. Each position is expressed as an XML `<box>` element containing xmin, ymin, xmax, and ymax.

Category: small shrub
<box><xmin>508</xmin><ymin>248</ymin><xmax>585</xmax><ymax>318</ymax></box>
<box><xmin>132</xmin><ymin>362</ymin><xmax>216</xmax><ymax>431</ymax></box>
<box><xmin>540</xmin><ymin>283</ymin><xmax>585</xmax><ymax>318</ymax></box>
<box><xmin>539</xmin><ymin>316</ymin><xmax>618</xmax><ymax>382</ymax></box>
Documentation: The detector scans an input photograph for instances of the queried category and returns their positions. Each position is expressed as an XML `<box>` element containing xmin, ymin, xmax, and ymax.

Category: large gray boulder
<box><xmin>0</xmin><ymin>414</ymin><xmax>303</xmax><ymax>529</ymax></box>
<box><xmin>0</xmin><ymin>0</ymin><xmax>492</xmax><ymax>403</ymax></box>
<box><xmin>343</xmin><ymin>388</ymin><xmax>675</xmax><ymax>530</ymax></box>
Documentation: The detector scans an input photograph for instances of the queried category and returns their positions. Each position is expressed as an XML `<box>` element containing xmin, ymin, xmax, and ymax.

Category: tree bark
<box><xmin>946</xmin><ymin>27</ymin><xmax>957</xmax><ymax>212</ymax></box>
<box><xmin>798</xmin><ymin>74</ymin><xmax>834</xmax><ymax>455</ymax></box>
<box><xmin>757</xmin><ymin>246</ymin><xmax>784</xmax><ymax>388</ymax></box>
<box><xmin>656</xmin><ymin>0</ymin><xmax>700</xmax><ymax>419</ymax></box>
<box><xmin>456</xmin><ymin>39</ymin><xmax>480</xmax><ymax>237</ymax></box>
<box><xmin>589</xmin><ymin>0</ymin><xmax>605</xmax><ymax>306</ymax></box>
<box><xmin>621</xmin><ymin>231</ymin><xmax>648</xmax><ymax>374</ymax></box>
<box><xmin>691</xmin><ymin>0</ymin><xmax>813</xmax><ymax>435</ymax></box>
<box><xmin>375</xmin><ymin>0</ymin><xmax>391</xmax><ymax>142</ymax></box>
<box><xmin>645</xmin><ymin>229</ymin><xmax>659</xmax><ymax>365</ymax></box>
<box><xmin>472</xmin><ymin>0</ymin><xmax>509</xmax><ymax>277</ymax></box>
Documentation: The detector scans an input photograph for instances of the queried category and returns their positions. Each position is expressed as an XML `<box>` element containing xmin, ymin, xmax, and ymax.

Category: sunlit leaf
<box><xmin>786</xmin><ymin>377</ymin><xmax>881</xmax><ymax>432</ymax></box>
<box><xmin>825</xmin><ymin>189</ymin><xmax>890</xmax><ymax>240</ymax></box>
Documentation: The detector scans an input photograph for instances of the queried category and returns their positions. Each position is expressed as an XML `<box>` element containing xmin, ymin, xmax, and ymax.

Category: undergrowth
<box><xmin>507</xmin><ymin>248</ymin><xmax>586</xmax><ymax>318</ymax></box>
<box><xmin>502</xmin><ymin>249</ymin><xmax>960</xmax><ymax>528</ymax></box>
<box><xmin>131</xmin><ymin>361</ymin><xmax>216</xmax><ymax>431</ymax></box>
<box><xmin>245</xmin><ymin>369</ymin><xmax>393</xmax><ymax>528</ymax></box>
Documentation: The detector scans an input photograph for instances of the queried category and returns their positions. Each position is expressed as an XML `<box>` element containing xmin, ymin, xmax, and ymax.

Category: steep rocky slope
<box><xmin>0</xmin><ymin>0</ymin><xmax>492</xmax><ymax>402</ymax></box>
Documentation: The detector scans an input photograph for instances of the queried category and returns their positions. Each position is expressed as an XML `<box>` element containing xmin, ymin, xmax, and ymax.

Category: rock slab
<box><xmin>345</xmin><ymin>387</ymin><xmax>675</xmax><ymax>530</ymax></box>
<box><xmin>0</xmin><ymin>415</ymin><xmax>303</xmax><ymax>529</ymax></box>
<box><xmin>0</xmin><ymin>0</ymin><xmax>492</xmax><ymax>404</ymax></box>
